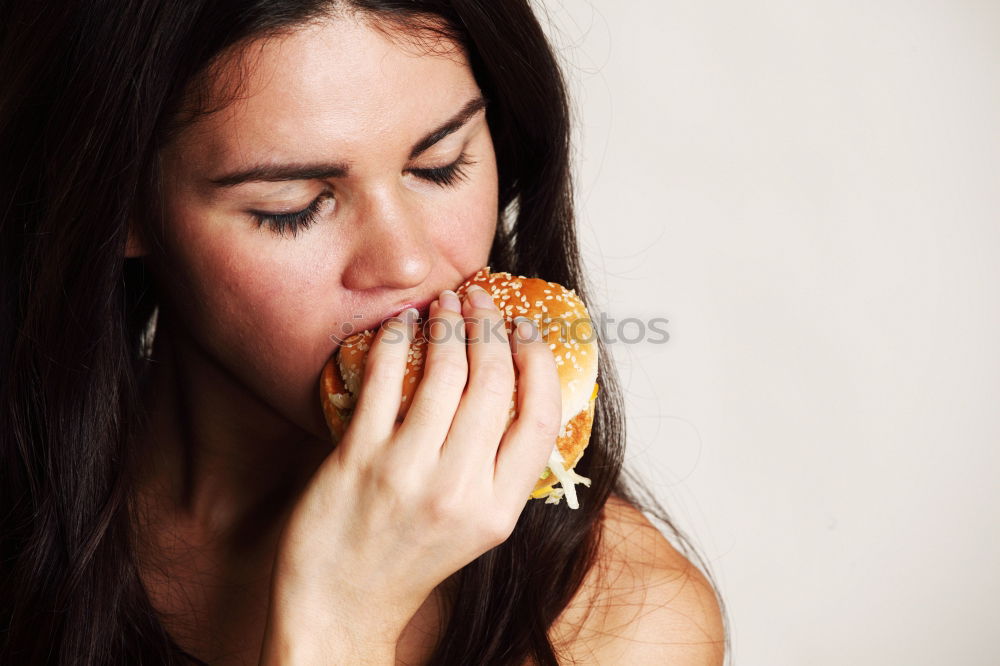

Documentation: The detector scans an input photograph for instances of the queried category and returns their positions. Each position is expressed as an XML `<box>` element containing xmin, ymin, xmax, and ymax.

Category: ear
<box><xmin>125</xmin><ymin>220</ymin><xmax>148</xmax><ymax>258</ymax></box>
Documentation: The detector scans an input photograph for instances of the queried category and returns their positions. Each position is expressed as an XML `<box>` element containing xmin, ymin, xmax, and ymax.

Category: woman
<box><xmin>0</xmin><ymin>1</ymin><xmax>726</xmax><ymax>663</ymax></box>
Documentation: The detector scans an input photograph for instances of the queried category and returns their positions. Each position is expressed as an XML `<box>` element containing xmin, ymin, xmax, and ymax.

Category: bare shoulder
<box><xmin>548</xmin><ymin>493</ymin><xmax>725</xmax><ymax>665</ymax></box>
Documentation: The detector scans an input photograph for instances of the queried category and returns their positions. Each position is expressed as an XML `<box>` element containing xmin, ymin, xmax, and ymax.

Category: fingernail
<box><xmin>400</xmin><ymin>307</ymin><xmax>419</xmax><ymax>324</ymax></box>
<box><xmin>515</xmin><ymin>316</ymin><xmax>537</xmax><ymax>342</ymax></box>
<box><xmin>466</xmin><ymin>285</ymin><xmax>494</xmax><ymax>310</ymax></box>
<box><xmin>439</xmin><ymin>289</ymin><xmax>460</xmax><ymax>313</ymax></box>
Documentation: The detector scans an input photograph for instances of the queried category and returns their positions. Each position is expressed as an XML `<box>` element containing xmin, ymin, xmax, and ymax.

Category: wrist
<box><xmin>259</xmin><ymin>595</ymin><xmax>400</xmax><ymax>665</ymax></box>
<box><xmin>259</xmin><ymin>561</ymin><xmax>409</xmax><ymax>665</ymax></box>
<box><xmin>259</xmin><ymin>615</ymin><xmax>397</xmax><ymax>665</ymax></box>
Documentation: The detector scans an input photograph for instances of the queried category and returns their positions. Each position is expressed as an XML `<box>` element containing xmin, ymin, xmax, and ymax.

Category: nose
<box><xmin>340</xmin><ymin>186</ymin><xmax>434</xmax><ymax>292</ymax></box>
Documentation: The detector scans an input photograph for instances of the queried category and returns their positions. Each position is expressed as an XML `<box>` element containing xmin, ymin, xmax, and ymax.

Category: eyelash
<box><xmin>250</xmin><ymin>152</ymin><xmax>476</xmax><ymax>237</ymax></box>
<box><xmin>251</xmin><ymin>192</ymin><xmax>332</xmax><ymax>237</ymax></box>
<box><xmin>409</xmin><ymin>152</ymin><xmax>475</xmax><ymax>187</ymax></box>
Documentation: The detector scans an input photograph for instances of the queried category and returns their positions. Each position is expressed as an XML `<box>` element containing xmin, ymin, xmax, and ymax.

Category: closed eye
<box><xmin>249</xmin><ymin>152</ymin><xmax>477</xmax><ymax>237</ymax></box>
<box><xmin>408</xmin><ymin>152</ymin><xmax>475</xmax><ymax>187</ymax></box>
<box><xmin>250</xmin><ymin>191</ymin><xmax>333</xmax><ymax>237</ymax></box>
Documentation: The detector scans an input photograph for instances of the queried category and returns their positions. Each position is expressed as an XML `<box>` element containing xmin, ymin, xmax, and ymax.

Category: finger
<box><xmin>493</xmin><ymin>317</ymin><xmax>563</xmax><ymax>507</ymax></box>
<box><xmin>346</xmin><ymin>308</ymin><xmax>418</xmax><ymax>448</ymax></box>
<box><xmin>440</xmin><ymin>285</ymin><xmax>515</xmax><ymax>471</ymax></box>
<box><xmin>394</xmin><ymin>290</ymin><xmax>468</xmax><ymax>450</ymax></box>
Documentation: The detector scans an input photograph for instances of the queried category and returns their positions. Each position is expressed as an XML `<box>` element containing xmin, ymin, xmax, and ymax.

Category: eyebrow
<box><xmin>208</xmin><ymin>95</ymin><xmax>488</xmax><ymax>188</ymax></box>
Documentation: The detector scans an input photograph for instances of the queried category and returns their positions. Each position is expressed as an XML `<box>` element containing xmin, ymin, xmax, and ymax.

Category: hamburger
<box><xmin>320</xmin><ymin>268</ymin><xmax>598</xmax><ymax>509</ymax></box>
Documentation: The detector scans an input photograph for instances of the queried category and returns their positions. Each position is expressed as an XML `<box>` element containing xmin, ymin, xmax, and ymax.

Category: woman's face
<box><xmin>144</xmin><ymin>16</ymin><xmax>498</xmax><ymax>439</ymax></box>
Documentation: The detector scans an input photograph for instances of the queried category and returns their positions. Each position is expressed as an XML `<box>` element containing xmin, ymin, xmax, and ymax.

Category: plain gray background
<box><xmin>536</xmin><ymin>1</ymin><xmax>1000</xmax><ymax>664</ymax></box>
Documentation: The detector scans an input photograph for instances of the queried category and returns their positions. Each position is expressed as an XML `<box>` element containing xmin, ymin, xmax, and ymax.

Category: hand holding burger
<box><xmin>264</xmin><ymin>268</ymin><xmax>600</xmax><ymax>659</ymax></box>
<box><xmin>321</xmin><ymin>268</ymin><xmax>599</xmax><ymax>509</ymax></box>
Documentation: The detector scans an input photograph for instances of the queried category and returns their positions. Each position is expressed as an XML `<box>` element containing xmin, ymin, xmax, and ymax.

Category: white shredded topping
<box><xmin>542</xmin><ymin>446</ymin><xmax>591</xmax><ymax>509</ymax></box>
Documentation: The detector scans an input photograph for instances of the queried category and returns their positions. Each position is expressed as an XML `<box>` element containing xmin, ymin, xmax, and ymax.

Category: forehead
<box><xmin>167</xmin><ymin>15</ymin><xmax>479</xmax><ymax>170</ymax></box>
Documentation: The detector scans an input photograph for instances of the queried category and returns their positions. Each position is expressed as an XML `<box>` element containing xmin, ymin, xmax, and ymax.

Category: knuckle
<box><xmin>366</xmin><ymin>458</ymin><xmax>399</xmax><ymax>488</ymax></box>
<box><xmin>425</xmin><ymin>491</ymin><xmax>463</xmax><ymax>526</ymax></box>
<box><xmin>481</xmin><ymin>513</ymin><xmax>517</xmax><ymax>546</ymax></box>
<box><xmin>474</xmin><ymin>357</ymin><xmax>515</xmax><ymax>395</ymax></box>
<box><xmin>367</xmin><ymin>461</ymin><xmax>419</xmax><ymax>504</ymax></box>
<box><xmin>428</xmin><ymin>354</ymin><xmax>468</xmax><ymax>390</ymax></box>
<box><xmin>532</xmin><ymin>412</ymin><xmax>562</xmax><ymax>440</ymax></box>
<box><xmin>405</xmin><ymin>397</ymin><xmax>439</xmax><ymax>427</ymax></box>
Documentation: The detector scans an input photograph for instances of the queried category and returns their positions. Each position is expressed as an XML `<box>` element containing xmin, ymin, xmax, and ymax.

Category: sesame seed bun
<box><xmin>320</xmin><ymin>267</ymin><xmax>599</xmax><ymax>508</ymax></box>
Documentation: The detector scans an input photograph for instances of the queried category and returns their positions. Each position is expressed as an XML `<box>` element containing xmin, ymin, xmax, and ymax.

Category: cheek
<box><xmin>155</xmin><ymin>212</ymin><xmax>343</xmax><ymax>430</ymax></box>
<box><xmin>167</xmin><ymin>224</ymin><xmax>323</xmax><ymax>340</ymax></box>
<box><xmin>431</xmin><ymin>153</ymin><xmax>500</xmax><ymax>270</ymax></box>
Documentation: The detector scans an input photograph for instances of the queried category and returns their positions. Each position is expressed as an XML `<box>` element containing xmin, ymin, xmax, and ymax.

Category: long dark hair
<box><xmin>0</xmin><ymin>1</ymin><xmax>727</xmax><ymax>663</ymax></box>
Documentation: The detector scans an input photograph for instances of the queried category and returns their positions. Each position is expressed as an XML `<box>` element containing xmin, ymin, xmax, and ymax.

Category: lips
<box><xmin>379</xmin><ymin>296</ymin><xmax>435</xmax><ymax>325</ymax></box>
